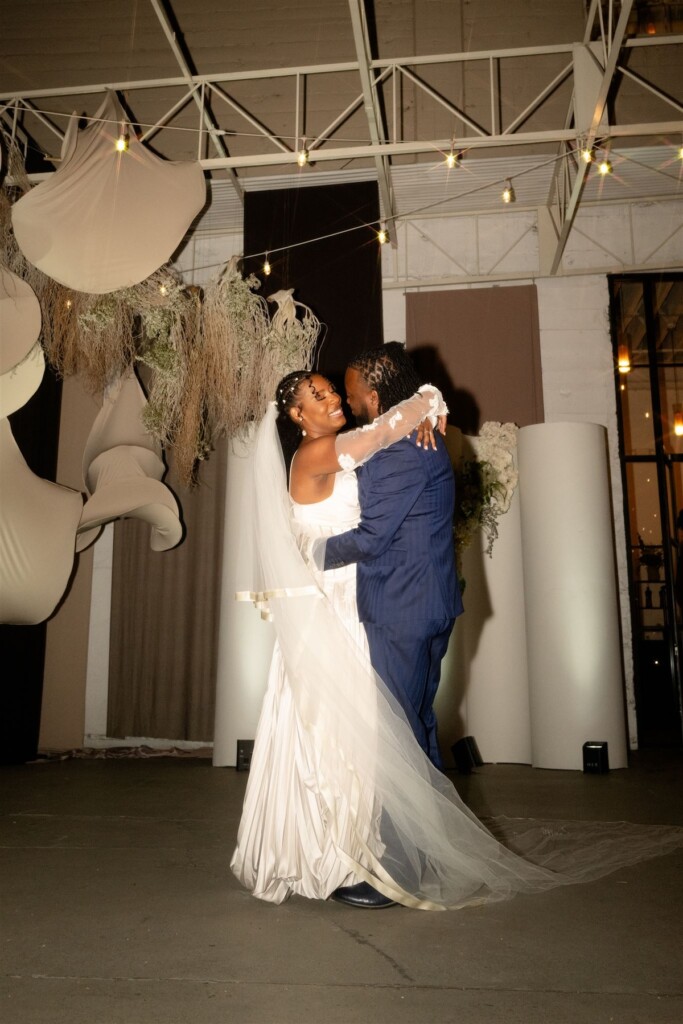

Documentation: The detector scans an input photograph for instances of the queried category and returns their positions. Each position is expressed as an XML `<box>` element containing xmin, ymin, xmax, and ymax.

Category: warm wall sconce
<box><xmin>674</xmin><ymin>404</ymin><xmax>683</xmax><ymax>436</ymax></box>
<box><xmin>617</xmin><ymin>344</ymin><xmax>631</xmax><ymax>374</ymax></box>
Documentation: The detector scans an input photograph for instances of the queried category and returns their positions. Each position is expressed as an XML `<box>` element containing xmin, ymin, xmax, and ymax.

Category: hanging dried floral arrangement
<box><xmin>1</xmin><ymin>144</ymin><xmax>320</xmax><ymax>487</ymax></box>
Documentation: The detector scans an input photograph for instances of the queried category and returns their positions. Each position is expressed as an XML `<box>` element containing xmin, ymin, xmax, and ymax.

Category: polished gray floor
<box><xmin>1</xmin><ymin>750</ymin><xmax>682</xmax><ymax>1024</ymax></box>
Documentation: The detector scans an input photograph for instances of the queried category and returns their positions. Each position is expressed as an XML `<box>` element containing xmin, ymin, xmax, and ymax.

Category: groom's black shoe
<box><xmin>331</xmin><ymin>881</ymin><xmax>396</xmax><ymax>908</ymax></box>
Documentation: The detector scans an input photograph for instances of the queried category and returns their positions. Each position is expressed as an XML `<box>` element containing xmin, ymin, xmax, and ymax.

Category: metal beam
<box><xmin>550</xmin><ymin>0</ymin><xmax>635</xmax><ymax>275</ymax></box>
<box><xmin>149</xmin><ymin>0</ymin><xmax>242</xmax><ymax>202</ymax></box>
<box><xmin>198</xmin><ymin>121</ymin><xmax>682</xmax><ymax>171</ymax></box>
<box><xmin>347</xmin><ymin>0</ymin><xmax>396</xmax><ymax>245</ymax></box>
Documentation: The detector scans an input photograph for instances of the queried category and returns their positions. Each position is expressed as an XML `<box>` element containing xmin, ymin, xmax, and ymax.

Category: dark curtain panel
<box><xmin>107</xmin><ymin>437</ymin><xmax>227</xmax><ymax>741</ymax></box>
<box><xmin>406</xmin><ymin>285</ymin><xmax>544</xmax><ymax>433</ymax></box>
<box><xmin>0</xmin><ymin>365</ymin><xmax>63</xmax><ymax>764</ymax></box>
<box><xmin>243</xmin><ymin>181</ymin><xmax>384</xmax><ymax>384</ymax></box>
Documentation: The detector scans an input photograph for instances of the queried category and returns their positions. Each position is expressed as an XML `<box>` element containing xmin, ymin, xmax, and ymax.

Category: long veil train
<box><xmin>234</xmin><ymin>404</ymin><xmax>683</xmax><ymax>910</ymax></box>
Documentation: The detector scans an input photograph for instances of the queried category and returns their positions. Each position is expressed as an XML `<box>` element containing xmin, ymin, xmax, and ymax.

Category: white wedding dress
<box><xmin>231</xmin><ymin>467</ymin><xmax>383</xmax><ymax>902</ymax></box>
<box><xmin>231</xmin><ymin>403</ymin><xmax>683</xmax><ymax>910</ymax></box>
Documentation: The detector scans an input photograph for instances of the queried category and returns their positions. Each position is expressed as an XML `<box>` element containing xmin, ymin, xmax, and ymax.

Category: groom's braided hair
<box><xmin>348</xmin><ymin>342</ymin><xmax>422</xmax><ymax>414</ymax></box>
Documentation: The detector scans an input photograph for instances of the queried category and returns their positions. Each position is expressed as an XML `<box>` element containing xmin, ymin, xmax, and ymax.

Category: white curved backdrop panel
<box><xmin>518</xmin><ymin>422</ymin><xmax>627</xmax><ymax>770</ymax></box>
<box><xmin>213</xmin><ymin>432</ymin><xmax>274</xmax><ymax>767</ymax></box>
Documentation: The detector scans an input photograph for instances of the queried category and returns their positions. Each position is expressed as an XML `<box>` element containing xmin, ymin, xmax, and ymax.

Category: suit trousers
<box><xmin>364</xmin><ymin>617</ymin><xmax>455</xmax><ymax>769</ymax></box>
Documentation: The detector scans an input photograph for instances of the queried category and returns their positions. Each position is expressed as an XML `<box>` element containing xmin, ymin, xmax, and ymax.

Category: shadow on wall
<box><xmin>405</xmin><ymin>345</ymin><xmax>494</xmax><ymax>766</ymax></box>
<box><xmin>410</xmin><ymin>344</ymin><xmax>481</xmax><ymax>435</ymax></box>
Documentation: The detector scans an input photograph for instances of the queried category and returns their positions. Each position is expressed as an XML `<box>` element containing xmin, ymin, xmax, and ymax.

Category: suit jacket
<box><xmin>324</xmin><ymin>432</ymin><xmax>463</xmax><ymax>625</ymax></box>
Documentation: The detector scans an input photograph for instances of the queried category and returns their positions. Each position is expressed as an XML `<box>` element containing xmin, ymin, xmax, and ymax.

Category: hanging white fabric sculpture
<box><xmin>11</xmin><ymin>92</ymin><xmax>206</xmax><ymax>294</ymax></box>
<box><xmin>0</xmin><ymin>419</ymin><xmax>83</xmax><ymax>625</ymax></box>
<box><xmin>76</xmin><ymin>369</ymin><xmax>183</xmax><ymax>552</ymax></box>
<box><xmin>0</xmin><ymin>267</ymin><xmax>41</xmax><ymax>373</ymax></box>
<box><xmin>0</xmin><ymin>343</ymin><xmax>46</xmax><ymax>419</ymax></box>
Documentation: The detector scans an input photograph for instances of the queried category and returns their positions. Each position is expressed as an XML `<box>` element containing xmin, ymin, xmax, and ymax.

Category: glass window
<box><xmin>619</xmin><ymin>369</ymin><xmax>654</xmax><ymax>454</ymax></box>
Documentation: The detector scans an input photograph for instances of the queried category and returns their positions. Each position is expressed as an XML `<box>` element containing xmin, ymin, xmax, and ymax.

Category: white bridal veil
<box><xmin>235</xmin><ymin>403</ymin><xmax>683</xmax><ymax>910</ymax></box>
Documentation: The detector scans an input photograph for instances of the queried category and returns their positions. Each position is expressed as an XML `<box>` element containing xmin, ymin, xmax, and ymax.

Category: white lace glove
<box><xmin>334</xmin><ymin>385</ymin><xmax>447</xmax><ymax>471</ymax></box>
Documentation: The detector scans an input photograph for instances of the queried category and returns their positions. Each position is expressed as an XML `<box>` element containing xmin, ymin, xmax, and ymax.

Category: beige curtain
<box><xmin>107</xmin><ymin>437</ymin><xmax>227</xmax><ymax>741</ymax></box>
<box><xmin>406</xmin><ymin>285</ymin><xmax>544</xmax><ymax>431</ymax></box>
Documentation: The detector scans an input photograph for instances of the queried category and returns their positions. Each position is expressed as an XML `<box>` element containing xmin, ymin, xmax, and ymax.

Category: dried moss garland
<box><xmin>1</xmin><ymin>150</ymin><xmax>319</xmax><ymax>486</ymax></box>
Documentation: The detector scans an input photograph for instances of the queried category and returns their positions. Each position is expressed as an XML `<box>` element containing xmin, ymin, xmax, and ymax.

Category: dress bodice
<box><xmin>290</xmin><ymin>468</ymin><xmax>360</xmax><ymax>540</ymax></box>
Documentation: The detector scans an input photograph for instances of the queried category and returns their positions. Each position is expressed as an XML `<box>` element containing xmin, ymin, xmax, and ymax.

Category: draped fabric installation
<box><xmin>0</xmin><ymin>364</ymin><xmax>63</xmax><ymax>763</ymax></box>
<box><xmin>107</xmin><ymin>438</ymin><xmax>227</xmax><ymax>741</ymax></box>
<box><xmin>406</xmin><ymin>285</ymin><xmax>544</xmax><ymax>432</ymax></box>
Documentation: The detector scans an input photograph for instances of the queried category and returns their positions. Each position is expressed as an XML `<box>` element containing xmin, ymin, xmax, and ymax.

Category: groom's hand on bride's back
<box><xmin>415</xmin><ymin>415</ymin><xmax>446</xmax><ymax>449</ymax></box>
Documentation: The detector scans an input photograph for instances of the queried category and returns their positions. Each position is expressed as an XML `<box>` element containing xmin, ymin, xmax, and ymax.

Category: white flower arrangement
<box><xmin>454</xmin><ymin>421</ymin><xmax>519</xmax><ymax>583</ymax></box>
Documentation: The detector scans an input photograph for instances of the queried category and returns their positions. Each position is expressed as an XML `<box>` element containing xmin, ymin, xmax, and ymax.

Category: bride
<box><xmin>231</xmin><ymin>365</ymin><xmax>683</xmax><ymax>910</ymax></box>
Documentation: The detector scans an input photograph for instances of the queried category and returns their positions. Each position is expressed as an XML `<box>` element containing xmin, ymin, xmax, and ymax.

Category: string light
<box><xmin>445</xmin><ymin>148</ymin><xmax>461</xmax><ymax>169</ymax></box>
<box><xmin>263</xmin><ymin>254</ymin><xmax>271</xmax><ymax>276</ymax></box>
<box><xmin>597</xmin><ymin>155</ymin><xmax>612</xmax><ymax>175</ymax></box>
<box><xmin>580</xmin><ymin>143</ymin><xmax>593</xmax><ymax>163</ymax></box>
<box><xmin>115</xmin><ymin>132</ymin><xmax>129</xmax><ymax>153</ymax></box>
<box><xmin>159</xmin><ymin>284</ymin><xmax>168</xmax><ymax>296</ymax></box>
<box><xmin>618</xmin><ymin>344</ymin><xmax>631</xmax><ymax>374</ymax></box>
<box><xmin>678</xmin><ymin>139</ymin><xmax>683</xmax><ymax>161</ymax></box>
<box><xmin>377</xmin><ymin>223</ymin><xmax>388</xmax><ymax>245</ymax></box>
<box><xmin>297</xmin><ymin>147</ymin><xmax>309</xmax><ymax>167</ymax></box>
<box><xmin>145</xmin><ymin>146</ymin><xmax>622</xmax><ymax>277</ymax></box>
<box><xmin>502</xmin><ymin>179</ymin><xmax>515</xmax><ymax>203</ymax></box>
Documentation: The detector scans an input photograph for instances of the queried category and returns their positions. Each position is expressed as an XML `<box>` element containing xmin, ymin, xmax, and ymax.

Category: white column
<box><xmin>458</xmin><ymin>473</ymin><xmax>531</xmax><ymax>764</ymax></box>
<box><xmin>213</xmin><ymin>432</ymin><xmax>274</xmax><ymax>766</ymax></box>
<box><xmin>518</xmin><ymin>421</ymin><xmax>628</xmax><ymax>770</ymax></box>
<box><xmin>437</xmin><ymin>432</ymin><xmax>531</xmax><ymax>765</ymax></box>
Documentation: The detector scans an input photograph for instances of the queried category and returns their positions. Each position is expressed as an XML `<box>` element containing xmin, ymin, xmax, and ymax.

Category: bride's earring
<box><xmin>299</xmin><ymin>418</ymin><xmax>306</xmax><ymax>436</ymax></box>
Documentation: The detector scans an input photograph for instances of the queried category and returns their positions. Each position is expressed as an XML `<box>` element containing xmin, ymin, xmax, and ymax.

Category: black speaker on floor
<box><xmin>236</xmin><ymin>739</ymin><xmax>255</xmax><ymax>771</ymax></box>
<box><xmin>582</xmin><ymin>741</ymin><xmax>609</xmax><ymax>773</ymax></box>
<box><xmin>451</xmin><ymin>736</ymin><xmax>484</xmax><ymax>774</ymax></box>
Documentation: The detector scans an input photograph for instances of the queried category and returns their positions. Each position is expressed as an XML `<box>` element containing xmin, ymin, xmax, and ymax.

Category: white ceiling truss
<box><xmin>0</xmin><ymin>0</ymin><xmax>681</xmax><ymax>275</ymax></box>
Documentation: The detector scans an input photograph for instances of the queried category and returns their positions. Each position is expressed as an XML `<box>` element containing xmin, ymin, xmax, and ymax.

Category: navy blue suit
<box><xmin>324</xmin><ymin>432</ymin><xmax>463</xmax><ymax>767</ymax></box>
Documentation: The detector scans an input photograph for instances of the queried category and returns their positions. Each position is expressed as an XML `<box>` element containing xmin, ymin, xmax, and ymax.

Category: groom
<box><xmin>317</xmin><ymin>342</ymin><xmax>463</xmax><ymax>907</ymax></box>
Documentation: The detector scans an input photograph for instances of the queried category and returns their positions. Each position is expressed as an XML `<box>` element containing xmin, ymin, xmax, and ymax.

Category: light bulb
<box><xmin>617</xmin><ymin>344</ymin><xmax>631</xmax><ymax>374</ymax></box>
<box><xmin>297</xmin><ymin>148</ymin><xmax>309</xmax><ymax>167</ymax></box>
<box><xmin>674</xmin><ymin>404</ymin><xmax>683</xmax><ymax>436</ymax></box>
<box><xmin>159</xmin><ymin>284</ymin><xmax>168</xmax><ymax>296</ymax></box>
<box><xmin>581</xmin><ymin>145</ymin><xmax>593</xmax><ymax>163</ymax></box>
<box><xmin>378</xmin><ymin>225</ymin><xmax>388</xmax><ymax>245</ymax></box>
<box><xmin>115</xmin><ymin>133</ymin><xmax>129</xmax><ymax>153</ymax></box>
<box><xmin>598</xmin><ymin>157</ymin><xmax>612</xmax><ymax>175</ymax></box>
<box><xmin>502</xmin><ymin>180</ymin><xmax>515</xmax><ymax>203</ymax></box>
<box><xmin>678</xmin><ymin>144</ymin><xmax>683</xmax><ymax>161</ymax></box>
<box><xmin>263</xmin><ymin>257</ymin><xmax>271</xmax><ymax>276</ymax></box>
<box><xmin>445</xmin><ymin>149</ymin><xmax>460</xmax><ymax>169</ymax></box>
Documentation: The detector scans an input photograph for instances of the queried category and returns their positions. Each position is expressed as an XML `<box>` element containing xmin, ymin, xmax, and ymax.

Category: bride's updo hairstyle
<box><xmin>348</xmin><ymin>341</ymin><xmax>422</xmax><ymax>415</ymax></box>
<box><xmin>275</xmin><ymin>370</ymin><xmax>312</xmax><ymax>472</ymax></box>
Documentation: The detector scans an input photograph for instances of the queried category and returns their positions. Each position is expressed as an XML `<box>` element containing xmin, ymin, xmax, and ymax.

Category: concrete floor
<box><xmin>1</xmin><ymin>750</ymin><xmax>682</xmax><ymax>1024</ymax></box>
